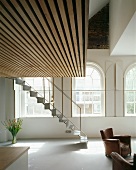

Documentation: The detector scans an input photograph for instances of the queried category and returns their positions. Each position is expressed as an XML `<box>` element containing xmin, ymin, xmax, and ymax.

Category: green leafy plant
<box><xmin>2</xmin><ymin>118</ymin><xmax>23</xmax><ymax>144</ymax></box>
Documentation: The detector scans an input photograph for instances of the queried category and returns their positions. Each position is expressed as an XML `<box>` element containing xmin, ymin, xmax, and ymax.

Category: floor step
<box><xmin>56</xmin><ymin>114</ymin><xmax>62</xmax><ymax>118</ymax></box>
<box><xmin>59</xmin><ymin>119</ymin><xmax>67</xmax><ymax>123</ymax></box>
<box><xmin>57</xmin><ymin>114</ymin><xmax>63</xmax><ymax>121</ymax></box>
<box><xmin>23</xmin><ymin>85</ymin><xmax>31</xmax><ymax>91</ymax></box>
<box><xmin>65</xmin><ymin>120</ymin><xmax>69</xmax><ymax>128</ymax></box>
<box><xmin>56</xmin><ymin>114</ymin><xmax>61</xmax><ymax>117</ymax></box>
<box><xmin>15</xmin><ymin>78</ymin><xmax>25</xmax><ymax>85</ymax></box>
<box><xmin>30</xmin><ymin>91</ymin><xmax>37</xmax><ymax>97</ymax></box>
<box><xmin>72</xmin><ymin>130</ymin><xmax>80</xmax><ymax>135</ymax></box>
<box><xmin>80</xmin><ymin>136</ymin><xmax>88</xmax><ymax>143</ymax></box>
<box><xmin>68</xmin><ymin>125</ymin><xmax>75</xmax><ymax>130</ymax></box>
<box><xmin>37</xmin><ymin>97</ymin><xmax>44</xmax><ymax>103</ymax></box>
<box><xmin>65</xmin><ymin>130</ymin><xmax>72</xmax><ymax>133</ymax></box>
<box><xmin>44</xmin><ymin>103</ymin><xmax>50</xmax><ymax>109</ymax></box>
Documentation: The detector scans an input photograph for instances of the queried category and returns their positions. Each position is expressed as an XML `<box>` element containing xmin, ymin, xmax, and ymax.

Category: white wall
<box><xmin>0</xmin><ymin>78</ymin><xmax>14</xmax><ymax>142</ymax></box>
<box><xmin>110</xmin><ymin>0</ymin><xmax>136</xmax><ymax>55</ymax></box>
<box><xmin>0</xmin><ymin>78</ymin><xmax>7</xmax><ymax>142</ymax></box>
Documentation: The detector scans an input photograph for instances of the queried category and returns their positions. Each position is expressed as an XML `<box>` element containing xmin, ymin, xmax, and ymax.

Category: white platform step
<box><xmin>68</xmin><ymin>124</ymin><xmax>75</xmax><ymax>130</ymax></box>
<box><xmin>72</xmin><ymin>130</ymin><xmax>80</xmax><ymax>136</ymax></box>
<box><xmin>80</xmin><ymin>136</ymin><xmax>88</xmax><ymax>143</ymax></box>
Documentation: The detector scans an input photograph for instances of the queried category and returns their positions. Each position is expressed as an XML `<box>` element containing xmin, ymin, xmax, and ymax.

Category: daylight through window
<box><xmin>124</xmin><ymin>64</ymin><xmax>136</xmax><ymax>116</ymax></box>
<box><xmin>72</xmin><ymin>63</ymin><xmax>105</xmax><ymax>117</ymax></box>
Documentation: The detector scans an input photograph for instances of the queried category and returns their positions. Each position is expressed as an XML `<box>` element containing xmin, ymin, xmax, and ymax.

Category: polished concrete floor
<box><xmin>1</xmin><ymin>138</ymin><xmax>136</xmax><ymax>170</ymax></box>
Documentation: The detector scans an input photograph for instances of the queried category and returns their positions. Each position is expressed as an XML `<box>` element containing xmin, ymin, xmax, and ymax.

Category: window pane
<box><xmin>127</xmin><ymin>103</ymin><xmax>134</xmax><ymax>114</ymax></box>
<box><xmin>126</xmin><ymin>92</ymin><xmax>134</xmax><ymax>102</ymax></box>
<box><xmin>93</xmin><ymin>103</ymin><xmax>101</xmax><ymax>113</ymax></box>
<box><xmin>85</xmin><ymin>104</ymin><xmax>92</xmax><ymax>114</ymax></box>
<box><xmin>90</xmin><ymin>69</ymin><xmax>100</xmax><ymax>79</ymax></box>
<box><xmin>93</xmin><ymin>92</ymin><xmax>101</xmax><ymax>101</ymax></box>
<box><xmin>126</xmin><ymin>66</ymin><xmax>136</xmax><ymax>90</ymax></box>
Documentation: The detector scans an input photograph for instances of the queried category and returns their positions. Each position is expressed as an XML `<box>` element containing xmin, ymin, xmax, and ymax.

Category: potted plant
<box><xmin>2</xmin><ymin>118</ymin><xmax>23</xmax><ymax>144</ymax></box>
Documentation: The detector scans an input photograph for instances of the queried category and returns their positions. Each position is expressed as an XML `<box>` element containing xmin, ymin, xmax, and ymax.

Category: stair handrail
<box><xmin>45</xmin><ymin>78</ymin><xmax>83</xmax><ymax>133</ymax></box>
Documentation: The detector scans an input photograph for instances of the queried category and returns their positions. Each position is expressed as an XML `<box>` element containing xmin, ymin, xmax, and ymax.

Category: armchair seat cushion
<box><xmin>120</xmin><ymin>142</ymin><xmax>130</xmax><ymax>157</ymax></box>
<box><xmin>120</xmin><ymin>142</ymin><xmax>129</xmax><ymax>150</ymax></box>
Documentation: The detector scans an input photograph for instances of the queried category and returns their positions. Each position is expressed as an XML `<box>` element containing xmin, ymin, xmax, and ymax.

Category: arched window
<box><xmin>124</xmin><ymin>63</ymin><xmax>136</xmax><ymax>116</ymax></box>
<box><xmin>72</xmin><ymin>62</ymin><xmax>105</xmax><ymax>116</ymax></box>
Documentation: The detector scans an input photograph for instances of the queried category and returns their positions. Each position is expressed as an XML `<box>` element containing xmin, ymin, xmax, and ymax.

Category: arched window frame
<box><xmin>124</xmin><ymin>63</ymin><xmax>136</xmax><ymax>116</ymax></box>
<box><xmin>72</xmin><ymin>62</ymin><xmax>105</xmax><ymax>117</ymax></box>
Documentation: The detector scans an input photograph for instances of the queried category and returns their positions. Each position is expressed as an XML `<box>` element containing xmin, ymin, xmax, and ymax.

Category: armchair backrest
<box><xmin>100</xmin><ymin>128</ymin><xmax>114</xmax><ymax>140</ymax></box>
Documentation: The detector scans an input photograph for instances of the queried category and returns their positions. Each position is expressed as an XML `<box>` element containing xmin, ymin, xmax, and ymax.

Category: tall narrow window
<box><xmin>72</xmin><ymin>63</ymin><xmax>105</xmax><ymax>116</ymax></box>
<box><xmin>124</xmin><ymin>63</ymin><xmax>136</xmax><ymax>116</ymax></box>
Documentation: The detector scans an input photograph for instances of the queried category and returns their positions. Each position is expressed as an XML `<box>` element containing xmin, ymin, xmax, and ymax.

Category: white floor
<box><xmin>1</xmin><ymin>138</ymin><xmax>136</xmax><ymax>170</ymax></box>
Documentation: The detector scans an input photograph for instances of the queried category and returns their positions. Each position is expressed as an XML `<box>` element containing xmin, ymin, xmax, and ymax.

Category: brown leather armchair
<box><xmin>111</xmin><ymin>152</ymin><xmax>136</xmax><ymax>170</ymax></box>
<box><xmin>100</xmin><ymin>128</ymin><xmax>131</xmax><ymax>157</ymax></box>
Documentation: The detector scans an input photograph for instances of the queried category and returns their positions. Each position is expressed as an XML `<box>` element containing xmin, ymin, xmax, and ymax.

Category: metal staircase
<box><xmin>15</xmin><ymin>78</ymin><xmax>88</xmax><ymax>143</ymax></box>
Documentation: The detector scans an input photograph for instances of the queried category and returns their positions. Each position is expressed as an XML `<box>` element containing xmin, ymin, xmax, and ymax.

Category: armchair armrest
<box><xmin>103</xmin><ymin>139</ymin><xmax>121</xmax><ymax>155</ymax></box>
<box><xmin>113</xmin><ymin>135</ymin><xmax>131</xmax><ymax>144</ymax></box>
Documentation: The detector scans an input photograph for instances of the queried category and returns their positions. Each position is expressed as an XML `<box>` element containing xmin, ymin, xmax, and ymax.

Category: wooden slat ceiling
<box><xmin>0</xmin><ymin>0</ymin><xmax>89</xmax><ymax>77</ymax></box>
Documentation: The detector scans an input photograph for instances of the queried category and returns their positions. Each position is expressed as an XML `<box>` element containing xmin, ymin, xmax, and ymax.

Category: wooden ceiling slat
<box><xmin>66</xmin><ymin>0</ymin><xmax>81</xmax><ymax>76</ymax></box>
<box><xmin>15</xmin><ymin>0</ymin><xmax>69</xmax><ymax>77</ymax></box>
<box><xmin>75</xmin><ymin>0</ymin><xmax>83</xmax><ymax>76</ymax></box>
<box><xmin>38</xmin><ymin>0</ymin><xmax>77</xmax><ymax>76</ymax></box>
<box><xmin>1</xmin><ymin>24</ymin><xmax>64</xmax><ymax>77</ymax></box>
<box><xmin>1</xmin><ymin>0</ymin><xmax>66</xmax><ymax>77</ymax></box>
<box><xmin>0</xmin><ymin>41</ymin><xmax>58</xmax><ymax>77</ymax></box>
<box><xmin>0</xmin><ymin>38</ymin><xmax>57</xmax><ymax>77</ymax></box>
<box><xmin>0</xmin><ymin>27</ymin><xmax>63</xmax><ymax>77</ymax></box>
<box><xmin>0</xmin><ymin>59</ymin><xmax>34</xmax><ymax>75</ymax></box>
<box><xmin>56</xmin><ymin>0</ymin><xmax>79</xmax><ymax>76</ymax></box>
<box><xmin>0</xmin><ymin>11</ymin><xmax>52</xmax><ymax>68</ymax></box>
<box><xmin>0</xmin><ymin>55</ymin><xmax>51</xmax><ymax>77</ymax></box>
<box><xmin>0</xmin><ymin>0</ymin><xmax>89</xmax><ymax>77</ymax></box>
<box><xmin>0</xmin><ymin>44</ymin><xmax>58</xmax><ymax>77</ymax></box>
<box><xmin>0</xmin><ymin>50</ymin><xmax>54</xmax><ymax>77</ymax></box>
<box><xmin>0</xmin><ymin>71</ymin><xmax>10</xmax><ymax>77</ymax></box>
<box><xmin>27</xmin><ymin>0</ymin><xmax>72</xmax><ymax>77</ymax></box>
<box><xmin>47</xmin><ymin>0</ymin><xmax>77</xmax><ymax>76</ymax></box>
<box><xmin>84</xmin><ymin>0</ymin><xmax>89</xmax><ymax>76</ymax></box>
